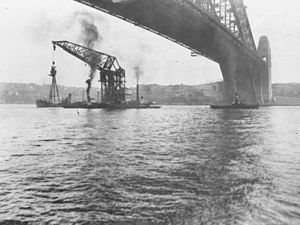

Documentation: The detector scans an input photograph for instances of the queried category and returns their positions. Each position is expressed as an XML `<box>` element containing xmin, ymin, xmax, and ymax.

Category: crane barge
<box><xmin>53</xmin><ymin>40</ymin><xmax>160</xmax><ymax>109</ymax></box>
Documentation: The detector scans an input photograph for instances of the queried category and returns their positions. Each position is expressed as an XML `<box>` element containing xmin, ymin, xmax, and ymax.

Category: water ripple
<box><xmin>0</xmin><ymin>105</ymin><xmax>299</xmax><ymax>224</ymax></box>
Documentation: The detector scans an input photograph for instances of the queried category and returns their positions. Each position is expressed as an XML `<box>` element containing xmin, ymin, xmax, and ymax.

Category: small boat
<box><xmin>210</xmin><ymin>93</ymin><xmax>259</xmax><ymax>109</ymax></box>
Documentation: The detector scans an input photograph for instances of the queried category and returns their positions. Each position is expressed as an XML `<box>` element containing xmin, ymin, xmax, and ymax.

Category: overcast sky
<box><xmin>0</xmin><ymin>0</ymin><xmax>300</xmax><ymax>87</ymax></box>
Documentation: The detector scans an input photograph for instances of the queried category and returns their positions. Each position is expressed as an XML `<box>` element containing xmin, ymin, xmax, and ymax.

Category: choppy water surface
<box><xmin>0</xmin><ymin>105</ymin><xmax>299</xmax><ymax>224</ymax></box>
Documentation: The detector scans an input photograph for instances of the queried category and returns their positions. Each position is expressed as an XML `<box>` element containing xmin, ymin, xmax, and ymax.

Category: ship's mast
<box><xmin>48</xmin><ymin>61</ymin><xmax>60</xmax><ymax>103</ymax></box>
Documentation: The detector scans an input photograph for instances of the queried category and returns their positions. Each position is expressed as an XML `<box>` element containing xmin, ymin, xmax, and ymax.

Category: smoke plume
<box><xmin>80</xmin><ymin>19</ymin><xmax>100</xmax><ymax>49</ymax></box>
<box><xmin>130</xmin><ymin>42</ymin><xmax>152</xmax><ymax>85</ymax></box>
<box><xmin>80</xmin><ymin>18</ymin><xmax>100</xmax><ymax>80</ymax></box>
<box><xmin>74</xmin><ymin>12</ymin><xmax>103</xmax><ymax>81</ymax></box>
<box><xmin>133</xmin><ymin>64</ymin><xmax>143</xmax><ymax>84</ymax></box>
<box><xmin>87</xmin><ymin>52</ymin><xmax>100</xmax><ymax>81</ymax></box>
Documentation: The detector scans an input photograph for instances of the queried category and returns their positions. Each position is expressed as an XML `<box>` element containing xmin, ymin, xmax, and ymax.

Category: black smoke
<box><xmin>75</xmin><ymin>12</ymin><xmax>103</xmax><ymax>81</ymax></box>
<box><xmin>133</xmin><ymin>65</ymin><xmax>143</xmax><ymax>84</ymax></box>
<box><xmin>80</xmin><ymin>19</ymin><xmax>100</xmax><ymax>49</ymax></box>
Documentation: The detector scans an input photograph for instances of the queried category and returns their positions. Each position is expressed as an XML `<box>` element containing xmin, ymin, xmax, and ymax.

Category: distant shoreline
<box><xmin>1</xmin><ymin>82</ymin><xmax>300</xmax><ymax>106</ymax></box>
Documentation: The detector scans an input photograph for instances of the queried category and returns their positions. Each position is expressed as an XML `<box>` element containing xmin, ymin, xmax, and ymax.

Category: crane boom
<box><xmin>52</xmin><ymin>41</ymin><xmax>121</xmax><ymax>71</ymax></box>
<box><xmin>52</xmin><ymin>40</ymin><xmax>126</xmax><ymax>103</ymax></box>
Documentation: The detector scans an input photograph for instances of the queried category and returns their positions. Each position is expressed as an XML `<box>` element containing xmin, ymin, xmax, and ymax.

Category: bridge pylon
<box><xmin>257</xmin><ymin>36</ymin><xmax>272</xmax><ymax>103</ymax></box>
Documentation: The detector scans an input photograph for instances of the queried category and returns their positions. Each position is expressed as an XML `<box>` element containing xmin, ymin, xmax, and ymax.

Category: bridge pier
<box><xmin>258</xmin><ymin>36</ymin><xmax>272</xmax><ymax>103</ymax></box>
<box><xmin>219</xmin><ymin>63</ymin><xmax>236</xmax><ymax>104</ymax></box>
<box><xmin>217</xmin><ymin>35</ymin><xmax>259</xmax><ymax>105</ymax></box>
<box><xmin>219</xmin><ymin>60</ymin><xmax>259</xmax><ymax>105</ymax></box>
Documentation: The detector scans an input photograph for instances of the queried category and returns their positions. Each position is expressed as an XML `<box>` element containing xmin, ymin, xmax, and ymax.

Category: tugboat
<box><xmin>36</xmin><ymin>62</ymin><xmax>61</xmax><ymax>107</ymax></box>
<box><xmin>210</xmin><ymin>93</ymin><xmax>259</xmax><ymax>109</ymax></box>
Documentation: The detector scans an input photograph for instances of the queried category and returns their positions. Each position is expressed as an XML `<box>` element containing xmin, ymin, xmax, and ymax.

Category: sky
<box><xmin>0</xmin><ymin>0</ymin><xmax>300</xmax><ymax>87</ymax></box>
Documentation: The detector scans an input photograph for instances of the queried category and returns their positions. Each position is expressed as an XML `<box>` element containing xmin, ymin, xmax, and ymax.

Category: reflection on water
<box><xmin>0</xmin><ymin>105</ymin><xmax>299</xmax><ymax>224</ymax></box>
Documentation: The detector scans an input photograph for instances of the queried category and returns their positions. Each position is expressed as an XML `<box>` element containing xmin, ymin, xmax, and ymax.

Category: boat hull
<box><xmin>62</xmin><ymin>101</ymin><xmax>161</xmax><ymax>109</ymax></box>
<box><xmin>36</xmin><ymin>100</ymin><xmax>61</xmax><ymax>108</ymax></box>
<box><xmin>62</xmin><ymin>102</ymin><xmax>107</xmax><ymax>109</ymax></box>
<box><xmin>106</xmin><ymin>103</ymin><xmax>161</xmax><ymax>109</ymax></box>
<box><xmin>210</xmin><ymin>104</ymin><xmax>259</xmax><ymax>109</ymax></box>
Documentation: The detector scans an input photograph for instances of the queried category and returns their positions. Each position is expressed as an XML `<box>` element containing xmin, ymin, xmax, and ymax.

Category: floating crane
<box><xmin>52</xmin><ymin>40</ymin><xmax>126</xmax><ymax>104</ymax></box>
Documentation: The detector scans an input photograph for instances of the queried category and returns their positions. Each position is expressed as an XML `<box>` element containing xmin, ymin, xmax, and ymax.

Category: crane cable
<box><xmin>52</xmin><ymin>44</ymin><xmax>56</xmax><ymax>65</ymax></box>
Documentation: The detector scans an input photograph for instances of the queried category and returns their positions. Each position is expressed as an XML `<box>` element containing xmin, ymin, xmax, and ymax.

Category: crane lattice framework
<box><xmin>73</xmin><ymin>0</ymin><xmax>272</xmax><ymax>104</ymax></box>
<box><xmin>48</xmin><ymin>62</ymin><xmax>60</xmax><ymax>104</ymax></box>
<box><xmin>53</xmin><ymin>41</ymin><xmax>126</xmax><ymax>103</ymax></box>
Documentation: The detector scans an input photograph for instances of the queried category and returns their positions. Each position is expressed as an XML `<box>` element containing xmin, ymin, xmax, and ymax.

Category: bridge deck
<box><xmin>73</xmin><ymin>0</ymin><xmax>262</xmax><ymax>64</ymax></box>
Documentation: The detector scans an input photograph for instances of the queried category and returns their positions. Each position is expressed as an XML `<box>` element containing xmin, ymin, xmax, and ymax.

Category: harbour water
<box><xmin>0</xmin><ymin>105</ymin><xmax>299</xmax><ymax>224</ymax></box>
